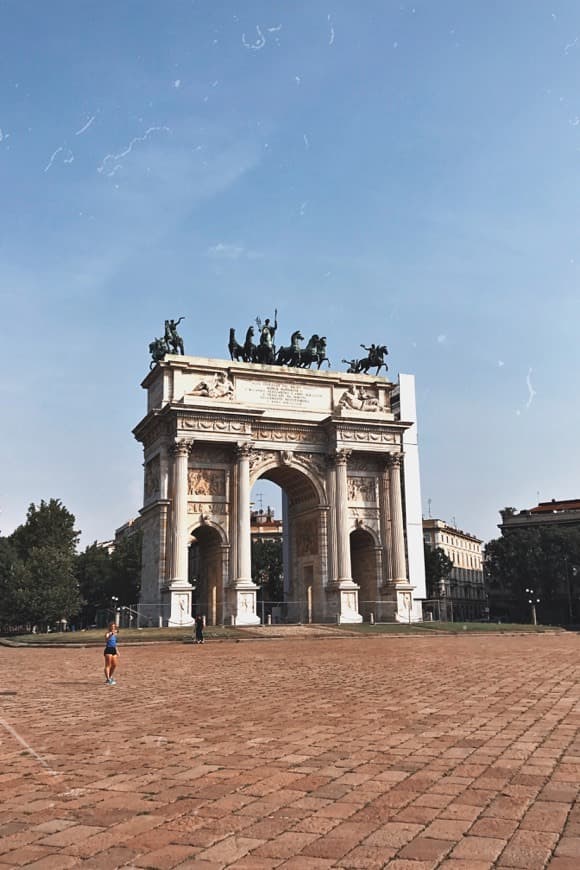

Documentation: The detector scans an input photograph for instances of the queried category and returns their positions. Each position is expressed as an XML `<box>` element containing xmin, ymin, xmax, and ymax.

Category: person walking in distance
<box><xmin>194</xmin><ymin>614</ymin><xmax>204</xmax><ymax>644</ymax></box>
<box><xmin>104</xmin><ymin>622</ymin><xmax>120</xmax><ymax>684</ymax></box>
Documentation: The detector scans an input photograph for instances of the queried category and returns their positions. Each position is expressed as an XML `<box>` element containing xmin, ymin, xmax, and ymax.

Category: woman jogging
<box><xmin>104</xmin><ymin>622</ymin><xmax>119</xmax><ymax>685</ymax></box>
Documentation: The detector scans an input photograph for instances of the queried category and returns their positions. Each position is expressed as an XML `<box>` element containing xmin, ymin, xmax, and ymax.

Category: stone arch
<box><xmin>188</xmin><ymin>516</ymin><xmax>228</xmax><ymax>545</ymax></box>
<box><xmin>251</xmin><ymin>456</ymin><xmax>327</xmax><ymax>622</ymax></box>
<box><xmin>249</xmin><ymin>454</ymin><xmax>326</xmax><ymax>505</ymax></box>
<box><xmin>189</xmin><ymin>523</ymin><xmax>228</xmax><ymax>625</ymax></box>
<box><xmin>350</xmin><ymin>526</ymin><xmax>379</xmax><ymax>616</ymax></box>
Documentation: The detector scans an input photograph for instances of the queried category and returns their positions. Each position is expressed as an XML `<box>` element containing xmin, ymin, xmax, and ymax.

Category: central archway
<box><xmin>251</xmin><ymin>458</ymin><xmax>327</xmax><ymax>623</ymax></box>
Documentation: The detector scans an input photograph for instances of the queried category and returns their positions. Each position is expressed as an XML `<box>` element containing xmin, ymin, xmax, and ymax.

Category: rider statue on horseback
<box><xmin>164</xmin><ymin>317</ymin><xmax>185</xmax><ymax>355</ymax></box>
<box><xmin>256</xmin><ymin>310</ymin><xmax>278</xmax><ymax>364</ymax></box>
<box><xmin>149</xmin><ymin>316</ymin><xmax>185</xmax><ymax>368</ymax></box>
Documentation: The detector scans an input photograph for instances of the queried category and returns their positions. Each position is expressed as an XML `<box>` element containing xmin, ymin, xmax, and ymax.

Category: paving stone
<box><xmin>397</xmin><ymin>836</ymin><xmax>454</xmax><ymax>861</ymax></box>
<box><xmin>1</xmin><ymin>636</ymin><xmax>579</xmax><ymax>870</ymax></box>
<box><xmin>450</xmin><ymin>835</ymin><xmax>507</xmax><ymax>861</ymax></box>
<box><xmin>497</xmin><ymin>829</ymin><xmax>558</xmax><ymax>867</ymax></box>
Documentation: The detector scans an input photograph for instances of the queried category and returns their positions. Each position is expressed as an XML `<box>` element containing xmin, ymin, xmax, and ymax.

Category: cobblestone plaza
<box><xmin>1</xmin><ymin>634</ymin><xmax>579</xmax><ymax>868</ymax></box>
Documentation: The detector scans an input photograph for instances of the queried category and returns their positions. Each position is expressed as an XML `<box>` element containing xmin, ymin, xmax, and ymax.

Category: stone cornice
<box><xmin>142</xmin><ymin>354</ymin><xmax>394</xmax><ymax>390</ymax></box>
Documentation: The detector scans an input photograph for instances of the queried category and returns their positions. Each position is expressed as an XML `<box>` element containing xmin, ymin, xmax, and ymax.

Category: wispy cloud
<box><xmin>207</xmin><ymin>242</ymin><xmax>263</xmax><ymax>260</ymax></box>
<box><xmin>207</xmin><ymin>242</ymin><xmax>245</xmax><ymax>259</ymax></box>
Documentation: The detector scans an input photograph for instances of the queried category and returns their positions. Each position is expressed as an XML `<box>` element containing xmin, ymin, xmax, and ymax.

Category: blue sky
<box><xmin>1</xmin><ymin>0</ymin><xmax>579</xmax><ymax>546</ymax></box>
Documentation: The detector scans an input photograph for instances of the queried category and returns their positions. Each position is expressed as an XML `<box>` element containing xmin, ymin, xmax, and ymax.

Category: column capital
<box><xmin>386</xmin><ymin>451</ymin><xmax>404</xmax><ymax>469</ymax></box>
<box><xmin>170</xmin><ymin>437</ymin><xmax>194</xmax><ymax>458</ymax></box>
<box><xmin>335</xmin><ymin>448</ymin><xmax>352</xmax><ymax>466</ymax></box>
<box><xmin>235</xmin><ymin>441</ymin><xmax>254</xmax><ymax>460</ymax></box>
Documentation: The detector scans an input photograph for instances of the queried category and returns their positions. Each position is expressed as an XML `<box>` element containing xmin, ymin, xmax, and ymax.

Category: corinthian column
<box><xmin>236</xmin><ymin>442</ymin><xmax>253</xmax><ymax>584</ymax></box>
<box><xmin>169</xmin><ymin>438</ymin><xmax>193</xmax><ymax>583</ymax></box>
<box><xmin>388</xmin><ymin>453</ymin><xmax>407</xmax><ymax>583</ymax></box>
<box><xmin>325</xmin><ymin>455</ymin><xmax>337</xmax><ymax>585</ymax></box>
<box><xmin>379</xmin><ymin>459</ymin><xmax>393</xmax><ymax>584</ymax></box>
<box><xmin>233</xmin><ymin>442</ymin><xmax>259</xmax><ymax>626</ymax></box>
<box><xmin>335</xmin><ymin>449</ymin><xmax>352</xmax><ymax>583</ymax></box>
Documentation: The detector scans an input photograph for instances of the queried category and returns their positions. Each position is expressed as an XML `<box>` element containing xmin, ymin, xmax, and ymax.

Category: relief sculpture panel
<box><xmin>144</xmin><ymin>456</ymin><xmax>160</xmax><ymax>499</ymax></box>
<box><xmin>295</xmin><ymin>518</ymin><xmax>319</xmax><ymax>556</ymax></box>
<box><xmin>188</xmin><ymin>468</ymin><xmax>226</xmax><ymax>497</ymax></box>
<box><xmin>348</xmin><ymin>476</ymin><xmax>377</xmax><ymax>503</ymax></box>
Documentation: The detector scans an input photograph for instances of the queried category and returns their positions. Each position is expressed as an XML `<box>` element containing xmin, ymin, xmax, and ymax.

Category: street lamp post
<box><xmin>525</xmin><ymin>588</ymin><xmax>540</xmax><ymax>626</ymax></box>
<box><xmin>565</xmin><ymin>559</ymin><xmax>580</xmax><ymax>624</ymax></box>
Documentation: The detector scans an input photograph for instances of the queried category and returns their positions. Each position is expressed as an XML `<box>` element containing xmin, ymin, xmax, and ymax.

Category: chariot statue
<box><xmin>255</xmin><ymin>310</ymin><xmax>278</xmax><ymax>364</ymax></box>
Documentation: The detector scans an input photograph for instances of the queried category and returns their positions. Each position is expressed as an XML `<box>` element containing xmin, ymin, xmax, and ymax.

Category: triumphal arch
<box><xmin>133</xmin><ymin>352</ymin><xmax>425</xmax><ymax>626</ymax></box>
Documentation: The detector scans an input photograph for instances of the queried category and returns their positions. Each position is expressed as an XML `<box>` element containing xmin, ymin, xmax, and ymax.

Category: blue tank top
<box><xmin>106</xmin><ymin>633</ymin><xmax>117</xmax><ymax>649</ymax></box>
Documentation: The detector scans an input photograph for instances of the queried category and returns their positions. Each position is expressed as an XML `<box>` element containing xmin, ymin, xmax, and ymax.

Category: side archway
<box><xmin>350</xmin><ymin>526</ymin><xmax>379</xmax><ymax>617</ymax></box>
<box><xmin>189</xmin><ymin>522</ymin><xmax>228</xmax><ymax>625</ymax></box>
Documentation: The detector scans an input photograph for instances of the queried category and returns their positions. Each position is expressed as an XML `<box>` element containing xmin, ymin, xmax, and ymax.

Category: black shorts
<box><xmin>104</xmin><ymin>647</ymin><xmax>117</xmax><ymax>656</ymax></box>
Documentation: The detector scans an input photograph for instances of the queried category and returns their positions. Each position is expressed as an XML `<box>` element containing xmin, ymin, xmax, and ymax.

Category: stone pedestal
<box><xmin>395</xmin><ymin>582</ymin><xmax>420</xmax><ymax>623</ymax></box>
<box><xmin>336</xmin><ymin>583</ymin><xmax>363</xmax><ymax>624</ymax></box>
<box><xmin>167</xmin><ymin>580</ymin><xmax>195</xmax><ymax>627</ymax></box>
<box><xmin>233</xmin><ymin>583</ymin><xmax>260</xmax><ymax>626</ymax></box>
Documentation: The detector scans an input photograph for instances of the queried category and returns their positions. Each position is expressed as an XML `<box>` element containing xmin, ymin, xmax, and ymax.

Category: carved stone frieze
<box><xmin>187</xmin><ymin>468</ymin><xmax>226</xmax><ymax>497</ymax></box>
<box><xmin>339</xmin><ymin>429</ymin><xmax>397</xmax><ymax>444</ymax></box>
<box><xmin>347</xmin><ymin>476</ymin><xmax>377</xmax><ymax>503</ymax></box>
<box><xmin>181</xmin><ymin>418</ymin><xmax>251</xmax><ymax>435</ymax></box>
<box><xmin>253</xmin><ymin>426</ymin><xmax>326</xmax><ymax>445</ymax></box>
<box><xmin>144</xmin><ymin>456</ymin><xmax>161</xmax><ymax>498</ymax></box>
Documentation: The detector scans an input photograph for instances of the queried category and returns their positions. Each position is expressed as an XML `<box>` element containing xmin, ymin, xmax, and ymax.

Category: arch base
<box><xmin>166</xmin><ymin>580</ymin><xmax>196</xmax><ymax>627</ymax></box>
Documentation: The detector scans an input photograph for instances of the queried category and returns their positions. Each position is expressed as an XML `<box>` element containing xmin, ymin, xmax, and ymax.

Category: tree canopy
<box><xmin>423</xmin><ymin>543</ymin><xmax>453</xmax><ymax>600</ymax></box>
<box><xmin>0</xmin><ymin>500</ymin><xmax>142</xmax><ymax>632</ymax></box>
<box><xmin>486</xmin><ymin>526</ymin><xmax>580</xmax><ymax>623</ymax></box>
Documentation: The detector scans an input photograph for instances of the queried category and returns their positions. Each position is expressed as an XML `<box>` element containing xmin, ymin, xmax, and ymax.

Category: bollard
<box><xmin>267</xmin><ymin>614</ymin><xmax>272</xmax><ymax>625</ymax></box>
<box><xmin>369</xmin><ymin>612</ymin><xmax>375</xmax><ymax>625</ymax></box>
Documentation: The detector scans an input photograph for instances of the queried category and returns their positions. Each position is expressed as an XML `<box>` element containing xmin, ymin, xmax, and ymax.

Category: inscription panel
<box><xmin>236</xmin><ymin>379</ymin><xmax>331</xmax><ymax>411</ymax></box>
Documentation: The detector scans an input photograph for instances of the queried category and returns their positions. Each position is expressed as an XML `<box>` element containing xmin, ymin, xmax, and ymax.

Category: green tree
<box><xmin>485</xmin><ymin>526</ymin><xmax>580</xmax><ymax>623</ymax></box>
<box><xmin>110</xmin><ymin>530</ymin><xmax>142</xmax><ymax>605</ymax></box>
<box><xmin>11</xmin><ymin>499</ymin><xmax>80</xmax><ymax>560</ymax></box>
<box><xmin>0</xmin><ymin>537</ymin><xmax>18</xmax><ymax>628</ymax></box>
<box><xmin>1</xmin><ymin>499</ymin><xmax>81</xmax><ymax>631</ymax></box>
<box><xmin>252</xmin><ymin>539</ymin><xmax>283</xmax><ymax>603</ymax></box>
<box><xmin>423</xmin><ymin>544</ymin><xmax>453</xmax><ymax>600</ymax></box>
<box><xmin>11</xmin><ymin>546</ymin><xmax>80</xmax><ymax>628</ymax></box>
<box><xmin>76</xmin><ymin>542</ymin><xmax>113</xmax><ymax>624</ymax></box>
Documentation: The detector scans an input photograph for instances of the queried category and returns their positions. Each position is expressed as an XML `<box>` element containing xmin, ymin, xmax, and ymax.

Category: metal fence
<box><xmin>421</xmin><ymin>599</ymin><xmax>455</xmax><ymax>622</ymax></box>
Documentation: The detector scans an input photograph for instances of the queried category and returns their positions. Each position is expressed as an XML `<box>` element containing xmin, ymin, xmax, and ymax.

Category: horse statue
<box><xmin>149</xmin><ymin>337</ymin><xmax>170</xmax><ymax>369</ymax></box>
<box><xmin>276</xmin><ymin>330</ymin><xmax>304</xmax><ymax>366</ymax></box>
<box><xmin>164</xmin><ymin>317</ymin><xmax>185</xmax><ymax>355</ymax></box>
<box><xmin>299</xmin><ymin>335</ymin><xmax>331</xmax><ymax>369</ymax></box>
<box><xmin>228</xmin><ymin>328</ymin><xmax>244</xmax><ymax>362</ymax></box>
<box><xmin>342</xmin><ymin>344</ymin><xmax>388</xmax><ymax>375</ymax></box>
<box><xmin>242</xmin><ymin>326</ymin><xmax>257</xmax><ymax>363</ymax></box>
<box><xmin>358</xmin><ymin>344</ymin><xmax>388</xmax><ymax>375</ymax></box>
